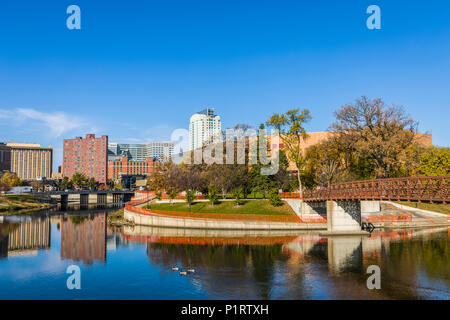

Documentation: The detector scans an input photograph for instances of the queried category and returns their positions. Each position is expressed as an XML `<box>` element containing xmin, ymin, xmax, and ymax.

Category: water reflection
<box><xmin>124</xmin><ymin>225</ymin><xmax>449</xmax><ymax>299</ymax></box>
<box><xmin>0</xmin><ymin>208</ymin><xmax>448</xmax><ymax>300</ymax></box>
<box><xmin>60</xmin><ymin>213</ymin><xmax>106</xmax><ymax>265</ymax></box>
<box><xmin>0</xmin><ymin>217</ymin><xmax>50</xmax><ymax>258</ymax></box>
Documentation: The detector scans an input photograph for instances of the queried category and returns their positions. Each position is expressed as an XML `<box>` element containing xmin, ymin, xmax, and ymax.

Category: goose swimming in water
<box><xmin>179</xmin><ymin>271</ymin><xmax>187</xmax><ymax>276</ymax></box>
<box><xmin>172</xmin><ymin>266</ymin><xmax>179</xmax><ymax>271</ymax></box>
<box><xmin>187</xmin><ymin>269</ymin><xmax>195</xmax><ymax>273</ymax></box>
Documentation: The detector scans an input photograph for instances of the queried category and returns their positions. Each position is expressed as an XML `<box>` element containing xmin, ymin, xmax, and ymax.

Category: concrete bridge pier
<box><xmin>321</xmin><ymin>200</ymin><xmax>369</xmax><ymax>236</ymax></box>
<box><xmin>123</xmin><ymin>193</ymin><xmax>132</xmax><ymax>202</ymax></box>
<box><xmin>60</xmin><ymin>194</ymin><xmax>68</xmax><ymax>204</ymax></box>
<box><xmin>112</xmin><ymin>193</ymin><xmax>124</xmax><ymax>203</ymax></box>
<box><xmin>80</xmin><ymin>194</ymin><xmax>89</xmax><ymax>205</ymax></box>
<box><xmin>97</xmin><ymin>193</ymin><xmax>107</xmax><ymax>204</ymax></box>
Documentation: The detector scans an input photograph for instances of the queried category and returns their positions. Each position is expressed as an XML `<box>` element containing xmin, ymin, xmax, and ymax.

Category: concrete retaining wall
<box><xmin>361</xmin><ymin>200</ymin><xmax>381</xmax><ymax>213</ymax></box>
<box><xmin>124</xmin><ymin>209</ymin><xmax>326</xmax><ymax>230</ymax></box>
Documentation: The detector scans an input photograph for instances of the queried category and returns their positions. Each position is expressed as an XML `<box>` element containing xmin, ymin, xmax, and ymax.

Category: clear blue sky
<box><xmin>1</xmin><ymin>0</ymin><xmax>449</xmax><ymax>169</ymax></box>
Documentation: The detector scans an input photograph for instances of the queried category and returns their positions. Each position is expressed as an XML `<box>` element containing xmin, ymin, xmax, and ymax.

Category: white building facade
<box><xmin>189</xmin><ymin>108</ymin><xmax>222</xmax><ymax>151</ymax></box>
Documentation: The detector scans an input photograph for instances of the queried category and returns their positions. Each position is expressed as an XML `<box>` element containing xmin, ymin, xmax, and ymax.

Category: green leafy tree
<box><xmin>269</xmin><ymin>189</ymin><xmax>283</xmax><ymax>207</ymax></box>
<box><xmin>231</xmin><ymin>188</ymin><xmax>244</xmax><ymax>206</ymax></box>
<box><xmin>87</xmin><ymin>178</ymin><xmax>97</xmax><ymax>190</ymax></box>
<box><xmin>168</xmin><ymin>189</ymin><xmax>178</xmax><ymax>205</ymax></box>
<box><xmin>113</xmin><ymin>182</ymin><xmax>123</xmax><ymax>190</ymax></box>
<box><xmin>266</xmin><ymin>108</ymin><xmax>311</xmax><ymax>200</ymax></box>
<box><xmin>418</xmin><ymin>146</ymin><xmax>450</xmax><ymax>176</ymax></box>
<box><xmin>59</xmin><ymin>176</ymin><xmax>73</xmax><ymax>190</ymax></box>
<box><xmin>71</xmin><ymin>173</ymin><xmax>87</xmax><ymax>188</ymax></box>
<box><xmin>207</xmin><ymin>186</ymin><xmax>219</xmax><ymax>206</ymax></box>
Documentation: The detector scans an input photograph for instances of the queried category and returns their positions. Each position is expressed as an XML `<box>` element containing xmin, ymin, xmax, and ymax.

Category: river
<box><xmin>0</xmin><ymin>205</ymin><xmax>448</xmax><ymax>299</ymax></box>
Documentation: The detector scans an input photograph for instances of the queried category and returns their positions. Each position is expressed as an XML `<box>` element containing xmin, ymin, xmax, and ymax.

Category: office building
<box><xmin>0</xmin><ymin>143</ymin><xmax>11</xmax><ymax>172</ymax></box>
<box><xmin>63</xmin><ymin>134</ymin><xmax>108</xmax><ymax>184</ymax></box>
<box><xmin>6</xmin><ymin>143</ymin><xmax>52</xmax><ymax>180</ymax></box>
<box><xmin>108</xmin><ymin>157</ymin><xmax>158</xmax><ymax>182</ymax></box>
<box><xmin>189</xmin><ymin>108</ymin><xmax>221</xmax><ymax>150</ymax></box>
<box><xmin>108</xmin><ymin>142</ymin><xmax>174</xmax><ymax>162</ymax></box>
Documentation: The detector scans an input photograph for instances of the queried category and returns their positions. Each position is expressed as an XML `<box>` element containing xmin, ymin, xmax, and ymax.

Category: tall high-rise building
<box><xmin>63</xmin><ymin>134</ymin><xmax>108</xmax><ymax>184</ymax></box>
<box><xmin>6</xmin><ymin>143</ymin><xmax>52</xmax><ymax>180</ymax></box>
<box><xmin>189</xmin><ymin>108</ymin><xmax>221</xmax><ymax>150</ymax></box>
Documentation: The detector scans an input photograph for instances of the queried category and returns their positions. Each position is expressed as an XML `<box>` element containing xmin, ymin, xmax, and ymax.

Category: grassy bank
<box><xmin>0</xmin><ymin>194</ymin><xmax>53</xmax><ymax>215</ymax></box>
<box><xmin>394</xmin><ymin>201</ymin><xmax>450</xmax><ymax>214</ymax></box>
<box><xmin>147</xmin><ymin>199</ymin><xmax>295</xmax><ymax>216</ymax></box>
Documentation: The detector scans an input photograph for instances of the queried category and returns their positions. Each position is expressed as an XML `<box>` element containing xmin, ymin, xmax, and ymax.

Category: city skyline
<box><xmin>1</xmin><ymin>1</ymin><xmax>449</xmax><ymax>170</ymax></box>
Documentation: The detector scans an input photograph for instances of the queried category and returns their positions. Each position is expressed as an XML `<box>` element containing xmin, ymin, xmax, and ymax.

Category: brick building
<box><xmin>60</xmin><ymin>213</ymin><xmax>106</xmax><ymax>265</ymax></box>
<box><xmin>0</xmin><ymin>143</ymin><xmax>11</xmax><ymax>172</ymax></box>
<box><xmin>108</xmin><ymin>157</ymin><xmax>158</xmax><ymax>182</ymax></box>
<box><xmin>63</xmin><ymin>134</ymin><xmax>108</xmax><ymax>184</ymax></box>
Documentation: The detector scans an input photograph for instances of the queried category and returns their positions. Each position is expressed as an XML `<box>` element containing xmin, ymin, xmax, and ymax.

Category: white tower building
<box><xmin>189</xmin><ymin>108</ymin><xmax>221</xmax><ymax>151</ymax></box>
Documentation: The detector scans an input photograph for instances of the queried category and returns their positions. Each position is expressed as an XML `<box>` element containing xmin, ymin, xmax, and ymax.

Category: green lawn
<box><xmin>394</xmin><ymin>201</ymin><xmax>450</xmax><ymax>214</ymax></box>
<box><xmin>147</xmin><ymin>199</ymin><xmax>295</xmax><ymax>216</ymax></box>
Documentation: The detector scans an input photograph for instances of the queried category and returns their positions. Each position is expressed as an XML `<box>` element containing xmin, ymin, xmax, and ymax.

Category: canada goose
<box><xmin>172</xmin><ymin>267</ymin><xmax>179</xmax><ymax>271</ymax></box>
<box><xmin>187</xmin><ymin>269</ymin><xmax>195</xmax><ymax>273</ymax></box>
<box><xmin>179</xmin><ymin>271</ymin><xmax>187</xmax><ymax>276</ymax></box>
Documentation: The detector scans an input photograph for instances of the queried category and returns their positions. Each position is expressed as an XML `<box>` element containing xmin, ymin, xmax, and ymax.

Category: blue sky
<box><xmin>1</xmin><ymin>0</ymin><xmax>449</xmax><ymax>168</ymax></box>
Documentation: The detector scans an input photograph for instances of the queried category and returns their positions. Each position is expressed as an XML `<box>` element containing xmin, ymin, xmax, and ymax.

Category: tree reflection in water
<box><xmin>142</xmin><ymin>228</ymin><xmax>449</xmax><ymax>299</ymax></box>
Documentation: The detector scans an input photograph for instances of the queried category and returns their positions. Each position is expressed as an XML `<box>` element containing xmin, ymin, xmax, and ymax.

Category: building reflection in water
<box><xmin>0</xmin><ymin>217</ymin><xmax>51</xmax><ymax>258</ymax></box>
<box><xmin>121</xmin><ymin>225</ymin><xmax>449</xmax><ymax>299</ymax></box>
<box><xmin>60</xmin><ymin>213</ymin><xmax>107</xmax><ymax>265</ymax></box>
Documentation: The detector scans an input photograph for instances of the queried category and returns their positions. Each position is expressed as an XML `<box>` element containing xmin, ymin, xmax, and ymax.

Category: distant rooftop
<box><xmin>196</xmin><ymin>107</ymin><xmax>216</xmax><ymax>117</ymax></box>
<box><xmin>6</xmin><ymin>142</ymin><xmax>42</xmax><ymax>148</ymax></box>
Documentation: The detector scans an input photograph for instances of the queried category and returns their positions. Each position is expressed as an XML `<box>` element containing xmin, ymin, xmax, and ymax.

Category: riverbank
<box><xmin>0</xmin><ymin>195</ymin><xmax>53</xmax><ymax>215</ymax></box>
<box><xmin>107</xmin><ymin>208</ymin><xmax>134</xmax><ymax>226</ymax></box>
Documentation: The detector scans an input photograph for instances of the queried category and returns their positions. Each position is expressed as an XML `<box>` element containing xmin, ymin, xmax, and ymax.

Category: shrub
<box><xmin>269</xmin><ymin>189</ymin><xmax>283</xmax><ymax>207</ymax></box>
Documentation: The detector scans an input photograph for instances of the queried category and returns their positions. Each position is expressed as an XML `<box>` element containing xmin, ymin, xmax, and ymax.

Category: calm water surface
<box><xmin>0</xmin><ymin>205</ymin><xmax>448</xmax><ymax>300</ymax></box>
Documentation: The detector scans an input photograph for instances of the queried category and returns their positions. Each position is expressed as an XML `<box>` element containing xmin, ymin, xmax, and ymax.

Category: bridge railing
<box><xmin>302</xmin><ymin>175</ymin><xmax>449</xmax><ymax>203</ymax></box>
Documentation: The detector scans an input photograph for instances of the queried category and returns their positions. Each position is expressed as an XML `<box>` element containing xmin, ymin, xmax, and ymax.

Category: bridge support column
<box><xmin>60</xmin><ymin>194</ymin><xmax>68</xmax><ymax>204</ymax></box>
<box><xmin>97</xmin><ymin>193</ymin><xmax>107</xmax><ymax>204</ymax></box>
<box><xmin>80</xmin><ymin>194</ymin><xmax>89</xmax><ymax>205</ymax></box>
<box><xmin>321</xmin><ymin>200</ymin><xmax>369</xmax><ymax>235</ymax></box>
<box><xmin>123</xmin><ymin>193</ymin><xmax>132</xmax><ymax>202</ymax></box>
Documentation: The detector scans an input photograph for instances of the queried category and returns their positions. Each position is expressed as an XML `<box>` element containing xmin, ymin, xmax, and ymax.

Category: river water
<box><xmin>0</xmin><ymin>205</ymin><xmax>448</xmax><ymax>300</ymax></box>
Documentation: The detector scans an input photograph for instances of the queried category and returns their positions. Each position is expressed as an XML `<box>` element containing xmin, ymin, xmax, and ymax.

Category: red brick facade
<box><xmin>63</xmin><ymin>134</ymin><xmax>108</xmax><ymax>184</ymax></box>
<box><xmin>108</xmin><ymin>157</ymin><xmax>158</xmax><ymax>181</ymax></box>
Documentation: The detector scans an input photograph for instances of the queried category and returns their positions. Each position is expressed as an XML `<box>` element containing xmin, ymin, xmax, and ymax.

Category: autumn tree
<box><xmin>266</xmin><ymin>108</ymin><xmax>311</xmax><ymax>200</ymax></box>
<box><xmin>304</xmin><ymin>139</ymin><xmax>346</xmax><ymax>187</ymax></box>
<box><xmin>331</xmin><ymin>96</ymin><xmax>418</xmax><ymax>178</ymax></box>
<box><xmin>0</xmin><ymin>172</ymin><xmax>22</xmax><ymax>187</ymax></box>
<box><xmin>0</xmin><ymin>182</ymin><xmax>10</xmax><ymax>192</ymax></box>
